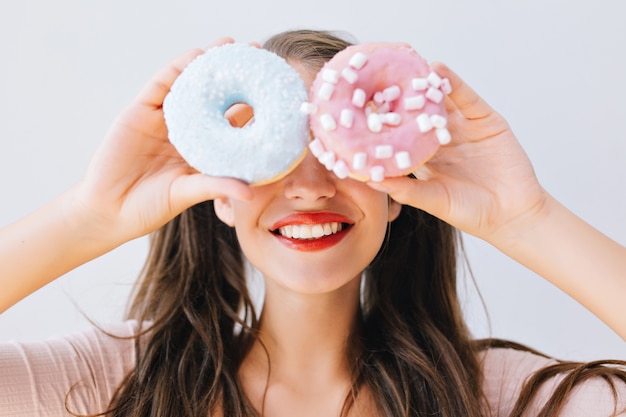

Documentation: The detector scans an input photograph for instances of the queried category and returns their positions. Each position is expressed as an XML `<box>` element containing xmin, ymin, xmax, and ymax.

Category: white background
<box><xmin>0</xmin><ymin>0</ymin><xmax>625</xmax><ymax>361</ymax></box>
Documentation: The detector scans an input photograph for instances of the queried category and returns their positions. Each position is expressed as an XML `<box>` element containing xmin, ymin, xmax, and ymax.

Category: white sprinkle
<box><xmin>425</xmin><ymin>87</ymin><xmax>444</xmax><ymax>103</ymax></box>
<box><xmin>412</xmin><ymin>78</ymin><xmax>429</xmax><ymax>90</ymax></box>
<box><xmin>352</xmin><ymin>152</ymin><xmax>367</xmax><ymax>170</ymax></box>
<box><xmin>416</xmin><ymin>113</ymin><xmax>434</xmax><ymax>132</ymax></box>
<box><xmin>340</xmin><ymin>109</ymin><xmax>354</xmax><ymax>128</ymax></box>
<box><xmin>441</xmin><ymin>78</ymin><xmax>452</xmax><ymax>94</ymax></box>
<box><xmin>367</xmin><ymin>113</ymin><xmax>383</xmax><ymax>133</ymax></box>
<box><xmin>375</xmin><ymin>145</ymin><xmax>394</xmax><ymax>159</ymax></box>
<box><xmin>320</xmin><ymin>113</ymin><xmax>337</xmax><ymax>131</ymax></box>
<box><xmin>341</xmin><ymin>67</ymin><xmax>359</xmax><ymax>84</ymax></box>
<box><xmin>322</xmin><ymin>69</ymin><xmax>340</xmax><ymax>84</ymax></box>
<box><xmin>436</xmin><ymin>128</ymin><xmax>452</xmax><ymax>144</ymax></box>
<box><xmin>318</xmin><ymin>82</ymin><xmax>335</xmax><ymax>101</ymax></box>
<box><xmin>382</xmin><ymin>85</ymin><xmax>401</xmax><ymax>102</ymax></box>
<box><xmin>352</xmin><ymin>88</ymin><xmax>366</xmax><ymax>108</ymax></box>
<box><xmin>395</xmin><ymin>151</ymin><xmax>412</xmax><ymax>169</ymax></box>
<box><xmin>319</xmin><ymin>151</ymin><xmax>336</xmax><ymax>170</ymax></box>
<box><xmin>427</xmin><ymin>71</ymin><xmax>442</xmax><ymax>88</ymax></box>
<box><xmin>308</xmin><ymin>138</ymin><xmax>325</xmax><ymax>158</ymax></box>
<box><xmin>349</xmin><ymin>52</ymin><xmax>368</xmax><ymax>69</ymax></box>
<box><xmin>370</xmin><ymin>166</ymin><xmax>385</xmax><ymax>182</ymax></box>
<box><xmin>383</xmin><ymin>112</ymin><xmax>402</xmax><ymax>126</ymax></box>
<box><xmin>332</xmin><ymin>160</ymin><xmax>350</xmax><ymax>179</ymax></box>
<box><xmin>430</xmin><ymin>114</ymin><xmax>447</xmax><ymax>128</ymax></box>
<box><xmin>300</xmin><ymin>102</ymin><xmax>318</xmax><ymax>115</ymax></box>
<box><xmin>404</xmin><ymin>95</ymin><xmax>426</xmax><ymax>110</ymax></box>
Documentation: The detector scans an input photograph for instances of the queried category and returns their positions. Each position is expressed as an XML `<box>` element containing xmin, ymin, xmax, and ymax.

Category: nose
<box><xmin>283</xmin><ymin>151</ymin><xmax>337</xmax><ymax>201</ymax></box>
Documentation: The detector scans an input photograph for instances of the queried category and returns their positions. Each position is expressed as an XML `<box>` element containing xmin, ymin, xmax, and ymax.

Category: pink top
<box><xmin>0</xmin><ymin>321</ymin><xmax>624</xmax><ymax>416</ymax></box>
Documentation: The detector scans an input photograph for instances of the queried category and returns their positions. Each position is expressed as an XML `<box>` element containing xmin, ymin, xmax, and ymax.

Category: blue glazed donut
<box><xmin>163</xmin><ymin>43</ymin><xmax>309</xmax><ymax>185</ymax></box>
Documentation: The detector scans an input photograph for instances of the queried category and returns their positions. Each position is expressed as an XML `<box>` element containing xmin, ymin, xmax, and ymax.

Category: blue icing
<box><xmin>164</xmin><ymin>43</ymin><xmax>309</xmax><ymax>184</ymax></box>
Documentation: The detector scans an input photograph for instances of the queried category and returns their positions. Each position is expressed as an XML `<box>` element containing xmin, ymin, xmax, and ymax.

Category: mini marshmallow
<box><xmin>341</xmin><ymin>67</ymin><xmax>359</xmax><ymax>84</ymax></box>
<box><xmin>340</xmin><ymin>109</ymin><xmax>354</xmax><ymax>128</ymax></box>
<box><xmin>430</xmin><ymin>114</ymin><xmax>447</xmax><ymax>128</ymax></box>
<box><xmin>349</xmin><ymin>52</ymin><xmax>368</xmax><ymax>70</ymax></box>
<box><xmin>395</xmin><ymin>151</ymin><xmax>412</xmax><ymax>169</ymax></box>
<box><xmin>375</xmin><ymin>145</ymin><xmax>394</xmax><ymax>159</ymax></box>
<box><xmin>436</xmin><ymin>128</ymin><xmax>451</xmax><ymax>144</ymax></box>
<box><xmin>427</xmin><ymin>71</ymin><xmax>442</xmax><ymax>88</ymax></box>
<box><xmin>352</xmin><ymin>88</ymin><xmax>366</xmax><ymax>108</ymax></box>
<box><xmin>367</xmin><ymin>113</ymin><xmax>383</xmax><ymax>133</ymax></box>
<box><xmin>370</xmin><ymin>166</ymin><xmax>385</xmax><ymax>182</ymax></box>
<box><xmin>412</xmin><ymin>78</ymin><xmax>429</xmax><ymax>90</ymax></box>
<box><xmin>382</xmin><ymin>85</ymin><xmax>401</xmax><ymax>102</ymax></box>
<box><xmin>300</xmin><ymin>101</ymin><xmax>318</xmax><ymax>115</ymax></box>
<box><xmin>322</xmin><ymin>69</ymin><xmax>340</xmax><ymax>84</ymax></box>
<box><xmin>404</xmin><ymin>95</ymin><xmax>426</xmax><ymax>110</ymax></box>
<box><xmin>308</xmin><ymin>138</ymin><xmax>325</xmax><ymax>157</ymax></box>
<box><xmin>332</xmin><ymin>160</ymin><xmax>350</xmax><ymax>179</ymax></box>
<box><xmin>320</xmin><ymin>113</ymin><xmax>337</xmax><ymax>131</ymax></box>
<box><xmin>383</xmin><ymin>112</ymin><xmax>402</xmax><ymax>126</ymax></box>
<box><xmin>318</xmin><ymin>82</ymin><xmax>335</xmax><ymax>101</ymax></box>
<box><xmin>352</xmin><ymin>152</ymin><xmax>367</xmax><ymax>170</ymax></box>
<box><xmin>319</xmin><ymin>151</ymin><xmax>336</xmax><ymax>170</ymax></box>
<box><xmin>425</xmin><ymin>87</ymin><xmax>444</xmax><ymax>103</ymax></box>
<box><xmin>416</xmin><ymin>113</ymin><xmax>434</xmax><ymax>132</ymax></box>
<box><xmin>441</xmin><ymin>78</ymin><xmax>452</xmax><ymax>95</ymax></box>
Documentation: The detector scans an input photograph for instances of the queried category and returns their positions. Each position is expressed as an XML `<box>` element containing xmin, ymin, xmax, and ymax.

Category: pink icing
<box><xmin>308</xmin><ymin>42</ymin><xmax>448</xmax><ymax>181</ymax></box>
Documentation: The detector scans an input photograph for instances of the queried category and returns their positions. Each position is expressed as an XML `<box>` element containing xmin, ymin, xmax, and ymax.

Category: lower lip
<box><xmin>273</xmin><ymin>227</ymin><xmax>350</xmax><ymax>252</ymax></box>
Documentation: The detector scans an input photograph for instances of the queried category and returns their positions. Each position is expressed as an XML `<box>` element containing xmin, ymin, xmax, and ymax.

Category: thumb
<box><xmin>368</xmin><ymin>175</ymin><xmax>453</xmax><ymax>222</ymax></box>
<box><xmin>170</xmin><ymin>174</ymin><xmax>253</xmax><ymax>213</ymax></box>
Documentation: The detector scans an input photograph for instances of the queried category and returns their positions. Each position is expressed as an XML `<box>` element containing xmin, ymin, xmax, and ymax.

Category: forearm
<box><xmin>0</xmin><ymin>186</ymin><xmax>120</xmax><ymax>313</ymax></box>
<box><xmin>490</xmin><ymin>193</ymin><xmax>626</xmax><ymax>340</ymax></box>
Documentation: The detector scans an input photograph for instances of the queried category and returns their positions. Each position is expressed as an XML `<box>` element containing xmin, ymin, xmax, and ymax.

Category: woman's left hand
<box><xmin>369</xmin><ymin>63</ymin><xmax>626</xmax><ymax>340</ymax></box>
<box><xmin>369</xmin><ymin>62</ymin><xmax>549</xmax><ymax>245</ymax></box>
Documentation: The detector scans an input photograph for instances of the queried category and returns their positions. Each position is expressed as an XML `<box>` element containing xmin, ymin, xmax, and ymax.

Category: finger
<box><xmin>367</xmin><ymin>176</ymin><xmax>451</xmax><ymax>221</ymax></box>
<box><xmin>136</xmin><ymin>38</ymin><xmax>236</xmax><ymax>108</ymax></box>
<box><xmin>205</xmin><ymin>37</ymin><xmax>236</xmax><ymax>50</ymax></box>
<box><xmin>170</xmin><ymin>174</ymin><xmax>253</xmax><ymax>214</ymax></box>
<box><xmin>135</xmin><ymin>48</ymin><xmax>205</xmax><ymax>108</ymax></box>
<box><xmin>431</xmin><ymin>61</ymin><xmax>495</xmax><ymax>121</ymax></box>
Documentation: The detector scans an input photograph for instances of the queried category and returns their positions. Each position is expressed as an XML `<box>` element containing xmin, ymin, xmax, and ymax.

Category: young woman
<box><xmin>1</xmin><ymin>29</ymin><xmax>626</xmax><ymax>417</ymax></box>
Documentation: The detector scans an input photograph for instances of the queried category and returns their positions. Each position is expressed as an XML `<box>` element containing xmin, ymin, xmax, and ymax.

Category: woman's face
<box><xmin>214</xmin><ymin>61</ymin><xmax>401</xmax><ymax>296</ymax></box>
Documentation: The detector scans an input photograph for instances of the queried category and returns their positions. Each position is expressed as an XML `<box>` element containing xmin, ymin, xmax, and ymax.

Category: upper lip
<box><xmin>270</xmin><ymin>212</ymin><xmax>354</xmax><ymax>231</ymax></box>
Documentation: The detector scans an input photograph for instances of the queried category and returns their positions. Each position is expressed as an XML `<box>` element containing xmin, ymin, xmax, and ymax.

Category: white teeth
<box><xmin>277</xmin><ymin>222</ymin><xmax>344</xmax><ymax>240</ymax></box>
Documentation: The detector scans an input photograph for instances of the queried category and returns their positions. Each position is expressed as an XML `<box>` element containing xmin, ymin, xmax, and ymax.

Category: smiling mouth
<box><xmin>273</xmin><ymin>222</ymin><xmax>350</xmax><ymax>240</ymax></box>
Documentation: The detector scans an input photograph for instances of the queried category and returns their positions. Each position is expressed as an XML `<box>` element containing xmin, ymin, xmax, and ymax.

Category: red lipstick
<box><xmin>270</xmin><ymin>212</ymin><xmax>353</xmax><ymax>252</ymax></box>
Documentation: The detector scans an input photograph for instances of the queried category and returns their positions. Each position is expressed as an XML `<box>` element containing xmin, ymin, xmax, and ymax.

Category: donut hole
<box><xmin>224</xmin><ymin>103</ymin><xmax>255</xmax><ymax>128</ymax></box>
<box><xmin>365</xmin><ymin>97</ymin><xmax>394</xmax><ymax>115</ymax></box>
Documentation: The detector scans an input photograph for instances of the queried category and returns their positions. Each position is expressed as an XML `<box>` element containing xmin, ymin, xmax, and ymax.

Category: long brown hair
<box><xmin>98</xmin><ymin>30</ymin><xmax>626</xmax><ymax>417</ymax></box>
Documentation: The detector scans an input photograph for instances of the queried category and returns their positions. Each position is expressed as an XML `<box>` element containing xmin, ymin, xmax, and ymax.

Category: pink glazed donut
<box><xmin>303</xmin><ymin>42</ymin><xmax>451</xmax><ymax>182</ymax></box>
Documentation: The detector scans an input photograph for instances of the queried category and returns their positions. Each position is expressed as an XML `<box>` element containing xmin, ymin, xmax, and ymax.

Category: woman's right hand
<box><xmin>0</xmin><ymin>38</ymin><xmax>252</xmax><ymax>312</ymax></box>
<box><xmin>69</xmin><ymin>38</ymin><xmax>252</xmax><ymax>246</ymax></box>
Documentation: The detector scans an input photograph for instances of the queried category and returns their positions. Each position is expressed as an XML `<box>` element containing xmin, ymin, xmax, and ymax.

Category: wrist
<box><xmin>58</xmin><ymin>182</ymin><xmax>126</xmax><ymax>256</ymax></box>
<box><xmin>483</xmin><ymin>188</ymin><xmax>555</xmax><ymax>253</ymax></box>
